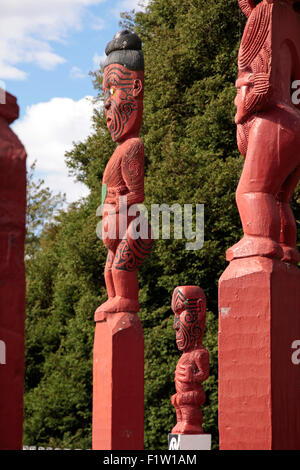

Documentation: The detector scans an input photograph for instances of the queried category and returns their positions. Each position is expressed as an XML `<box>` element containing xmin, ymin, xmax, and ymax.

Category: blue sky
<box><xmin>0</xmin><ymin>0</ymin><xmax>148</xmax><ymax>202</ymax></box>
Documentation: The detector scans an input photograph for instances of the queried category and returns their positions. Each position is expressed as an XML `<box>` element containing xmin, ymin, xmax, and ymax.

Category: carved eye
<box><xmin>110</xmin><ymin>87</ymin><xmax>116</xmax><ymax>96</ymax></box>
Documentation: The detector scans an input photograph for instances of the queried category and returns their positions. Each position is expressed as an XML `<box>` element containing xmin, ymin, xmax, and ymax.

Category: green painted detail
<box><xmin>101</xmin><ymin>183</ymin><xmax>107</xmax><ymax>205</ymax></box>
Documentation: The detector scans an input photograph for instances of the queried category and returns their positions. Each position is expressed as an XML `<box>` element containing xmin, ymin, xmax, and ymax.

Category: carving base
<box><xmin>95</xmin><ymin>297</ymin><xmax>140</xmax><ymax>316</ymax></box>
<box><xmin>92</xmin><ymin>312</ymin><xmax>144</xmax><ymax>450</ymax></box>
<box><xmin>218</xmin><ymin>257</ymin><xmax>300</xmax><ymax>450</ymax></box>
<box><xmin>226</xmin><ymin>235</ymin><xmax>283</xmax><ymax>262</ymax></box>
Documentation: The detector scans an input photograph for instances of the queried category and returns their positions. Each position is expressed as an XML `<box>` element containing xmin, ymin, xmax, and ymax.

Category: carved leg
<box><xmin>276</xmin><ymin>166</ymin><xmax>300</xmax><ymax>264</ymax></box>
<box><xmin>95</xmin><ymin>250</ymin><xmax>116</xmax><ymax>315</ymax></box>
<box><xmin>111</xmin><ymin>268</ymin><xmax>140</xmax><ymax>313</ymax></box>
<box><xmin>176</xmin><ymin>390</ymin><xmax>205</xmax><ymax>434</ymax></box>
<box><xmin>227</xmin><ymin>108</ymin><xmax>300</xmax><ymax>261</ymax></box>
<box><xmin>226</xmin><ymin>115</ymin><xmax>300</xmax><ymax>261</ymax></box>
<box><xmin>227</xmin><ymin>191</ymin><xmax>283</xmax><ymax>261</ymax></box>
<box><xmin>171</xmin><ymin>393</ymin><xmax>183</xmax><ymax>434</ymax></box>
<box><xmin>101</xmin><ymin>222</ymin><xmax>153</xmax><ymax>313</ymax></box>
<box><xmin>180</xmin><ymin>405</ymin><xmax>204</xmax><ymax>434</ymax></box>
<box><xmin>105</xmin><ymin>250</ymin><xmax>116</xmax><ymax>297</ymax></box>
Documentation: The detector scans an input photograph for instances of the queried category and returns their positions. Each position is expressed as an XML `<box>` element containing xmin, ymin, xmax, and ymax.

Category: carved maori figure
<box><xmin>95</xmin><ymin>30</ymin><xmax>153</xmax><ymax>317</ymax></box>
<box><xmin>171</xmin><ymin>286</ymin><xmax>209</xmax><ymax>435</ymax></box>
<box><xmin>228</xmin><ymin>0</ymin><xmax>300</xmax><ymax>264</ymax></box>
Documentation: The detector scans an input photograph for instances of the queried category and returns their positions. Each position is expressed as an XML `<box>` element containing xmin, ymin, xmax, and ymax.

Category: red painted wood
<box><xmin>171</xmin><ymin>286</ymin><xmax>209</xmax><ymax>435</ymax></box>
<box><xmin>219</xmin><ymin>2</ymin><xmax>300</xmax><ymax>449</ymax></box>
<box><xmin>219</xmin><ymin>258</ymin><xmax>300</xmax><ymax>449</ymax></box>
<box><xmin>0</xmin><ymin>92</ymin><xmax>26</xmax><ymax>450</ymax></box>
<box><xmin>228</xmin><ymin>1</ymin><xmax>300</xmax><ymax>264</ymax></box>
<box><xmin>92</xmin><ymin>312</ymin><xmax>144</xmax><ymax>450</ymax></box>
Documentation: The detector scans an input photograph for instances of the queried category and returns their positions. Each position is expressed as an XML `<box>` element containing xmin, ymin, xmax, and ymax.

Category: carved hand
<box><xmin>175</xmin><ymin>363</ymin><xmax>193</xmax><ymax>384</ymax></box>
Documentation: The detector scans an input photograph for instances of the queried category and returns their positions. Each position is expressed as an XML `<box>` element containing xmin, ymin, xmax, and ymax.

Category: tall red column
<box><xmin>219</xmin><ymin>1</ymin><xmax>300</xmax><ymax>449</ymax></box>
<box><xmin>0</xmin><ymin>91</ymin><xmax>27</xmax><ymax>450</ymax></box>
<box><xmin>219</xmin><ymin>258</ymin><xmax>300</xmax><ymax>449</ymax></box>
<box><xmin>93</xmin><ymin>312</ymin><xmax>144</xmax><ymax>450</ymax></box>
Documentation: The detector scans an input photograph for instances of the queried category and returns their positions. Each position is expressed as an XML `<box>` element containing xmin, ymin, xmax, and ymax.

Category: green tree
<box><xmin>26</xmin><ymin>161</ymin><xmax>66</xmax><ymax>258</ymax></box>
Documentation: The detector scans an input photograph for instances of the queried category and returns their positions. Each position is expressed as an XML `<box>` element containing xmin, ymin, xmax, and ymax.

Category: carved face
<box><xmin>172</xmin><ymin>286</ymin><xmax>205</xmax><ymax>352</ymax></box>
<box><xmin>103</xmin><ymin>64</ymin><xmax>144</xmax><ymax>142</ymax></box>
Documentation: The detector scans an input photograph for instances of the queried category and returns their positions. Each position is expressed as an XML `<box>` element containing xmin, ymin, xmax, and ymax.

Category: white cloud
<box><xmin>114</xmin><ymin>0</ymin><xmax>149</xmax><ymax>15</ymax></box>
<box><xmin>0</xmin><ymin>0</ymin><xmax>106</xmax><ymax>80</ymax></box>
<box><xmin>90</xmin><ymin>16</ymin><xmax>106</xmax><ymax>31</ymax></box>
<box><xmin>92</xmin><ymin>0</ymin><xmax>149</xmax><ymax>72</ymax></box>
<box><xmin>118</xmin><ymin>0</ymin><xmax>148</xmax><ymax>10</ymax></box>
<box><xmin>92</xmin><ymin>52</ymin><xmax>107</xmax><ymax>70</ymax></box>
<box><xmin>13</xmin><ymin>96</ymin><xmax>98</xmax><ymax>203</ymax></box>
<box><xmin>70</xmin><ymin>66</ymin><xmax>86</xmax><ymax>79</ymax></box>
<box><xmin>0</xmin><ymin>63</ymin><xmax>28</xmax><ymax>81</ymax></box>
<box><xmin>0</xmin><ymin>0</ymin><xmax>150</xmax><ymax>80</ymax></box>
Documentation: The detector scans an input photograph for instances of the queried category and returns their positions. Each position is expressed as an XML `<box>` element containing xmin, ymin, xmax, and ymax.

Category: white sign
<box><xmin>0</xmin><ymin>340</ymin><xmax>6</xmax><ymax>364</ymax></box>
<box><xmin>168</xmin><ymin>436</ymin><xmax>179</xmax><ymax>450</ymax></box>
<box><xmin>168</xmin><ymin>433</ymin><xmax>211</xmax><ymax>450</ymax></box>
<box><xmin>291</xmin><ymin>80</ymin><xmax>300</xmax><ymax>105</ymax></box>
<box><xmin>291</xmin><ymin>340</ymin><xmax>300</xmax><ymax>365</ymax></box>
<box><xmin>0</xmin><ymin>81</ymin><xmax>6</xmax><ymax>105</ymax></box>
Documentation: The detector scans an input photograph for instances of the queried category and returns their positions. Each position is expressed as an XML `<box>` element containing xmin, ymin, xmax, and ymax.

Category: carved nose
<box><xmin>104</xmin><ymin>99</ymin><xmax>111</xmax><ymax>110</ymax></box>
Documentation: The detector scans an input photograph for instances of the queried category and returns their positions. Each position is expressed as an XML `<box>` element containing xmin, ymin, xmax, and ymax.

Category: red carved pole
<box><xmin>171</xmin><ymin>286</ymin><xmax>209</xmax><ymax>435</ymax></box>
<box><xmin>92</xmin><ymin>30</ymin><xmax>153</xmax><ymax>450</ymax></box>
<box><xmin>0</xmin><ymin>91</ymin><xmax>26</xmax><ymax>449</ymax></box>
<box><xmin>219</xmin><ymin>0</ymin><xmax>300</xmax><ymax>449</ymax></box>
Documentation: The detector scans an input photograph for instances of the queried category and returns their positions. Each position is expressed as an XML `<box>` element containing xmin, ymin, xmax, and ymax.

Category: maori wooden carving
<box><xmin>171</xmin><ymin>286</ymin><xmax>209</xmax><ymax>435</ymax></box>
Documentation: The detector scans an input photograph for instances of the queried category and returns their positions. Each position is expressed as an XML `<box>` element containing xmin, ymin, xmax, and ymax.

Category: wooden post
<box><xmin>93</xmin><ymin>312</ymin><xmax>144</xmax><ymax>450</ymax></box>
<box><xmin>219</xmin><ymin>1</ymin><xmax>300</xmax><ymax>449</ymax></box>
<box><xmin>0</xmin><ymin>91</ymin><xmax>26</xmax><ymax>450</ymax></box>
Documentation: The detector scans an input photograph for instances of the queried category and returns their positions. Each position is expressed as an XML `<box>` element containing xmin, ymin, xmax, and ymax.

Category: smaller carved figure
<box><xmin>171</xmin><ymin>286</ymin><xmax>209</xmax><ymax>434</ymax></box>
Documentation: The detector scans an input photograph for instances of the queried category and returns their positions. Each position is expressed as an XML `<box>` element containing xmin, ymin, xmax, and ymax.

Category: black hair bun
<box><xmin>105</xmin><ymin>29</ymin><xmax>142</xmax><ymax>55</ymax></box>
<box><xmin>104</xmin><ymin>29</ymin><xmax>144</xmax><ymax>71</ymax></box>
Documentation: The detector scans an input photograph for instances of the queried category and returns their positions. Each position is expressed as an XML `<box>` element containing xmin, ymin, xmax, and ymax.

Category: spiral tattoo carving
<box><xmin>172</xmin><ymin>288</ymin><xmax>203</xmax><ymax>351</ymax></box>
<box><xmin>103</xmin><ymin>66</ymin><xmax>138</xmax><ymax>141</ymax></box>
<box><xmin>113</xmin><ymin>232</ymin><xmax>154</xmax><ymax>272</ymax></box>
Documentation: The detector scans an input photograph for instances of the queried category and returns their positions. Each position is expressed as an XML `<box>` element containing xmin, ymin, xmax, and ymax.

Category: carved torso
<box><xmin>175</xmin><ymin>347</ymin><xmax>209</xmax><ymax>394</ymax></box>
<box><xmin>102</xmin><ymin>137</ymin><xmax>144</xmax><ymax>210</ymax></box>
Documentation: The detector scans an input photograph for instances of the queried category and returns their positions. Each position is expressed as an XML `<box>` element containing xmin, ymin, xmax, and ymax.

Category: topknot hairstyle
<box><xmin>104</xmin><ymin>29</ymin><xmax>144</xmax><ymax>71</ymax></box>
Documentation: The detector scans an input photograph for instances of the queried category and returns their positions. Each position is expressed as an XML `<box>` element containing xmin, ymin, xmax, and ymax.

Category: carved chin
<box><xmin>176</xmin><ymin>339</ymin><xmax>185</xmax><ymax>350</ymax></box>
<box><xmin>176</xmin><ymin>331</ymin><xmax>191</xmax><ymax>351</ymax></box>
<box><xmin>109</xmin><ymin>126</ymin><xmax>120</xmax><ymax>141</ymax></box>
<box><xmin>109</xmin><ymin>118</ymin><xmax>134</xmax><ymax>142</ymax></box>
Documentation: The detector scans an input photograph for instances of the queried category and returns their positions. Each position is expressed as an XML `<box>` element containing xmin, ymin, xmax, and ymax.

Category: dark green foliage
<box><xmin>24</xmin><ymin>0</ymin><xmax>300</xmax><ymax>451</ymax></box>
<box><xmin>26</xmin><ymin>162</ymin><xmax>66</xmax><ymax>259</ymax></box>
